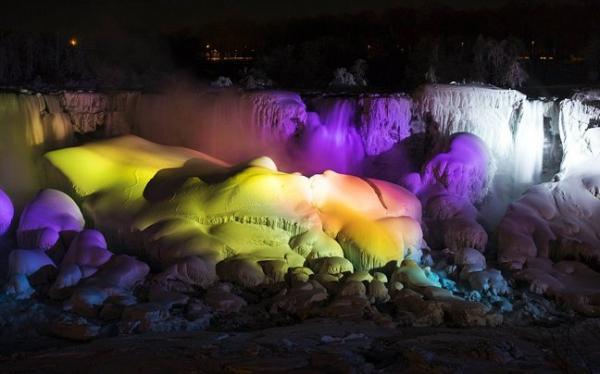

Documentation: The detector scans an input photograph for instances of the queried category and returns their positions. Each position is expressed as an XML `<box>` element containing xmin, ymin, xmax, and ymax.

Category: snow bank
<box><xmin>44</xmin><ymin>135</ymin><xmax>425</xmax><ymax>274</ymax></box>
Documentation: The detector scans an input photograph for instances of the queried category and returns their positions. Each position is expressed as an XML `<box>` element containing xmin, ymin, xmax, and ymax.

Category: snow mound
<box><xmin>44</xmin><ymin>135</ymin><xmax>426</xmax><ymax>279</ymax></box>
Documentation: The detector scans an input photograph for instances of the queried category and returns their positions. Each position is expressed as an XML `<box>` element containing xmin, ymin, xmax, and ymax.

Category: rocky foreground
<box><xmin>1</xmin><ymin>312</ymin><xmax>599</xmax><ymax>373</ymax></box>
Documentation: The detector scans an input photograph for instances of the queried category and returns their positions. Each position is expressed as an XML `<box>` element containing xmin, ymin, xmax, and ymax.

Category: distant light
<box><xmin>69</xmin><ymin>38</ymin><xmax>78</xmax><ymax>47</ymax></box>
<box><xmin>206</xmin><ymin>44</ymin><xmax>210</xmax><ymax>49</ymax></box>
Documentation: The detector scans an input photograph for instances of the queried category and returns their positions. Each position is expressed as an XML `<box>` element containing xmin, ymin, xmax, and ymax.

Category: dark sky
<box><xmin>0</xmin><ymin>0</ymin><xmax>510</xmax><ymax>32</ymax></box>
<box><xmin>0</xmin><ymin>0</ymin><xmax>581</xmax><ymax>33</ymax></box>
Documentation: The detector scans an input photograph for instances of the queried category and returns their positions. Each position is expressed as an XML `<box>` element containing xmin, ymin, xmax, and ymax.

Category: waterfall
<box><xmin>0</xmin><ymin>94</ymin><xmax>74</xmax><ymax>208</ymax></box>
<box><xmin>134</xmin><ymin>90</ymin><xmax>307</xmax><ymax>170</ymax></box>
<box><xmin>299</xmin><ymin>98</ymin><xmax>365</xmax><ymax>175</ymax></box>
<box><xmin>513</xmin><ymin>100</ymin><xmax>545</xmax><ymax>188</ymax></box>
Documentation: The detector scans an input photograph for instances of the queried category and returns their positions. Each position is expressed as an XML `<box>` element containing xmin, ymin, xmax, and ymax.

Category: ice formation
<box><xmin>17</xmin><ymin>189</ymin><xmax>85</xmax><ymax>250</ymax></box>
<box><xmin>44</xmin><ymin>135</ymin><xmax>425</xmax><ymax>278</ymax></box>
<box><xmin>0</xmin><ymin>187</ymin><xmax>13</xmax><ymax>236</ymax></box>
<box><xmin>4</xmin><ymin>84</ymin><xmax>600</xmax><ymax>323</ymax></box>
<box><xmin>413</xmin><ymin>84</ymin><xmax>553</xmax><ymax>225</ymax></box>
<box><xmin>60</xmin><ymin>92</ymin><xmax>139</xmax><ymax>136</ymax></box>
<box><xmin>134</xmin><ymin>90</ymin><xmax>308</xmax><ymax>168</ymax></box>
<box><xmin>134</xmin><ymin>90</ymin><xmax>414</xmax><ymax>175</ymax></box>
<box><xmin>0</xmin><ymin>93</ymin><xmax>74</xmax><ymax>207</ymax></box>
<box><xmin>413</xmin><ymin>84</ymin><xmax>523</xmax><ymax>172</ymax></box>
<box><xmin>356</xmin><ymin>95</ymin><xmax>413</xmax><ymax>156</ymax></box>
<box><xmin>402</xmin><ymin>133</ymin><xmax>490</xmax><ymax>251</ymax></box>
<box><xmin>498</xmin><ymin>91</ymin><xmax>600</xmax><ymax>315</ymax></box>
<box><xmin>5</xmin><ymin>249</ymin><xmax>55</xmax><ymax>299</ymax></box>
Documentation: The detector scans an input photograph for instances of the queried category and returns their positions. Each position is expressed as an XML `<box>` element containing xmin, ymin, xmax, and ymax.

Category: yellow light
<box><xmin>69</xmin><ymin>38</ymin><xmax>78</xmax><ymax>47</ymax></box>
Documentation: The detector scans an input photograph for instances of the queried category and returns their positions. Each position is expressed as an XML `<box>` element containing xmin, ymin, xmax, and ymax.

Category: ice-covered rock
<box><xmin>216</xmin><ymin>257</ymin><xmax>266</xmax><ymax>288</ymax></box>
<box><xmin>357</xmin><ymin>95</ymin><xmax>413</xmax><ymax>156</ymax></box>
<box><xmin>405</xmin><ymin>133</ymin><xmax>489</xmax><ymax>251</ymax></box>
<box><xmin>65</xmin><ymin>255</ymin><xmax>150</xmax><ymax>316</ymax></box>
<box><xmin>61</xmin><ymin>230</ymin><xmax>112</xmax><ymax>271</ymax></box>
<box><xmin>5</xmin><ymin>249</ymin><xmax>56</xmax><ymax>299</ymax></box>
<box><xmin>271</xmin><ymin>280</ymin><xmax>328</xmax><ymax>317</ymax></box>
<box><xmin>153</xmin><ymin>256</ymin><xmax>217</xmax><ymax>290</ymax></box>
<box><xmin>17</xmin><ymin>189</ymin><xmax>84</xmax><ymax>250</ymax></box>
<box><xmin>50</xmin><ymin>230</ymin><xmax>113</xmax><ymax>297</ymax></box>
<box><xmin>0</xmin><ymin>188</ymin><xmax>13</xmax><ymax>236</ymax></box>
<box><xmin>467</xmin><ymin>269</ymin><xmax>509</xmax><ymax>296</ymax></box>
<box><xmin>454</xmin><ymin>248</ymin><xmax>486</xmax><ymax>272</ymax></box>
<box><xmin>557</xmin><ymin>93</ymin><xmax>600</xmax><ymax>178</ymax></box>
<box><xmin>514</xmin><ymin>258</ymin><xmax>600</xmax><ymax>316</ymax></box>
<box><xmin>391</xmin><ymin>259</ymin><xmax>441</xmax><ymax>289</ymax></box>
<box><xmin>205</xmin><ymin>283</ymin><xmax>247</xmax><ymax>313</ymax></box>
<box><xmin>60</xmin><ymin>92</ymin><xmax>139</xmax><ymax>136</ymax></box>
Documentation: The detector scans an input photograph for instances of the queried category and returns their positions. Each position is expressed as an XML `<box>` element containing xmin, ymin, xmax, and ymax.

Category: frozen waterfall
<box><xmin>513</xmin><ymin>100</ymin><xmax>545</xmax><ymax>188</ymax></box>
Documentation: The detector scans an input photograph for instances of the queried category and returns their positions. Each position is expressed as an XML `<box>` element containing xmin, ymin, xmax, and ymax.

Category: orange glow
<box><xmin>69</xmin><ymin>38</ymin><xmax>78</xmax><ymax>47</ymax></box>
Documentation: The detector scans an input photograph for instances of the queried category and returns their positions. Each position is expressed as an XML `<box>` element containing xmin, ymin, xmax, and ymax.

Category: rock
<box><xmin>372</xmin><ymin>272</ymin><xmax>388</xmax><ymax>283</ymax></box>
<box><xmin>91</xmin><ymin>255</ymin><xmax>150</xmax><ymax>290</ymax></box>
<box><xmin>368</xmin><ymin>279</ymin><xmax>390</xmax><ymax>304</ymax></box>
<box><xmin>323</xmin><ymin>295</ymin><xmax>372</xmax><ymax>319</ymax></box>
<box><xmin>287</xmin><ymin>267</ymin><xmax>314</xmax><ymax>286</ymax></box>
<box><xmin>289</xmin><ymin>229</ymin><xmax>344</xmax><ymax>260</ymax></box>
<box><xmin>205</xmin><ymin>283</ymin><xmax>247</xmax><ymax>313</ymax></box>
<box><xmin>392</xmin><ymin>290</ymin><xmax>444</xmax><ymax>327</ymax></box>
<box><xmin>271</xmin><ymin>280</ymin><xmax>328</xmax><ymax>317</ymax></box>
<box><xmin>154</xmin><ymin>256</ymin><xmax>217</xmax><ymax>290</ymax></box>
<box><xmin>148</xmin><ymin>284</ymin><xmax>190</xmax><ymax>308</ymax></box>
<box><xmin>99</xmin><ymin>303</ymin><xmax>124</xmax><ymax>321</ymax></box>
<box><xmin>64</xmin><ymin>255</ymin><xmax>149</xmax><ymax>316</ymax></box>
<box><xmin>4</xmin><ymin>274</ymin><xmax>35</xmax><ymax>300</ymax></box>
<box><xmin>388</xmin><ymin>281</ymin><xmax>404</xmax><ymax>294</ymax></box>
<box><xmin>454</xmin><ymin>248</ymin><xmax>486</xmax><ymax>269</ymax></box>
<box><xmin>61</xmin><ymin>229</ymin><xmax>112</xmax><ymax>270</ymax></box>
<box><xmin>121</xmin><ymin>302</ymin><xmax>170</xmax><ymax>333</ymax></box>
<box><xmin>185</xmin><ymin>300</ymin><xmax>211</xmax><ymax>321</ymax></box>
<box><xmin>259</xmin><ymin>259</ymin><xmax>289</xmax><ymax>285</ymax></box>
<box><xmin>309</xmin><ymin>256</ymin><xmax>353</xmax><ymax>275</ymax></box>
<box><xmin>50</xmin><ymin>264</ymin><xmax>82</xmax><ymax>299</ymax></box>
<box><xmin>313</xmin><ymin>273</ymin><xmax>340</xmax><ymax>293</ymax></box>
<box><xmin>50</xmin><ymin>315</ymin><xmax>100</xmax><ymax>341</ymax></box>
<box><xmin>391</xmin><ymin>259</ymin><xmax>441</xmax><ymax>289</ymax></box>
<box><xmin>417</xmin><ymin>286</ymin><xmax>460</xmax><ymax>301</ymax></box>
<box><xmin>106</xmin><ymin>294</ymin><xmax>138</xmax><ymax>307</ymax></box>
<box><xmin>338</xmin><ymin>281</ymin><xmax>367</xmax><ymax>298</ymax></box>
<box><xmin>122</xmin><ymin>302</ymin><xmax>169</xmax><ymax>322</ymax></box>
<box><xmin>467</xmin><ymin>269</ymin><xmax>509</xmax><ymax>296</ymax></box>
<box><xmin>343</xmin><ymin>271</ymin><xmax>373</xmax><ymax>283</ymax></box>
<box><xmin>441</xmin><ymin>300</ymin><xmax>503</xmax><ymax>327</ymax></box>
<box><xmin>8</xmin><ymin>249</ymin><xmax>55</xmax><ymax>277</ymax></box>
<box><xmin>216</xmin><ymin>258</ymin><xmax>265</xmax><ymax>288</ymax></box>
<box><xmin>67</xmin><ymin>286</ymin><xmax>109</xmax><ymax>317</ymax></box>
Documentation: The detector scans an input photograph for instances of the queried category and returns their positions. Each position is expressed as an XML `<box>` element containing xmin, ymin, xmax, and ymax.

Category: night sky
<box><xmin>0</xmin><ymin>0</ymin><xmax>582</xmax><ymax>32</ymax></box>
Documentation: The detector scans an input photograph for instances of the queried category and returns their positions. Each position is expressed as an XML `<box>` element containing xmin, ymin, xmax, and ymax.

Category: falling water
<box><xmin>299</xmin><ymin>98</ymin><xmax>365</xmax><ymax>175</ymax></box>
<box><xmin>0</xmin><ymin>94</ymin><xmax>73</xmax><ymax>208</ymax></box>
<box><xmin>513</xmin><ymin>100</ymin><xmax>545</xmax><ymax>188</ymax></box>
